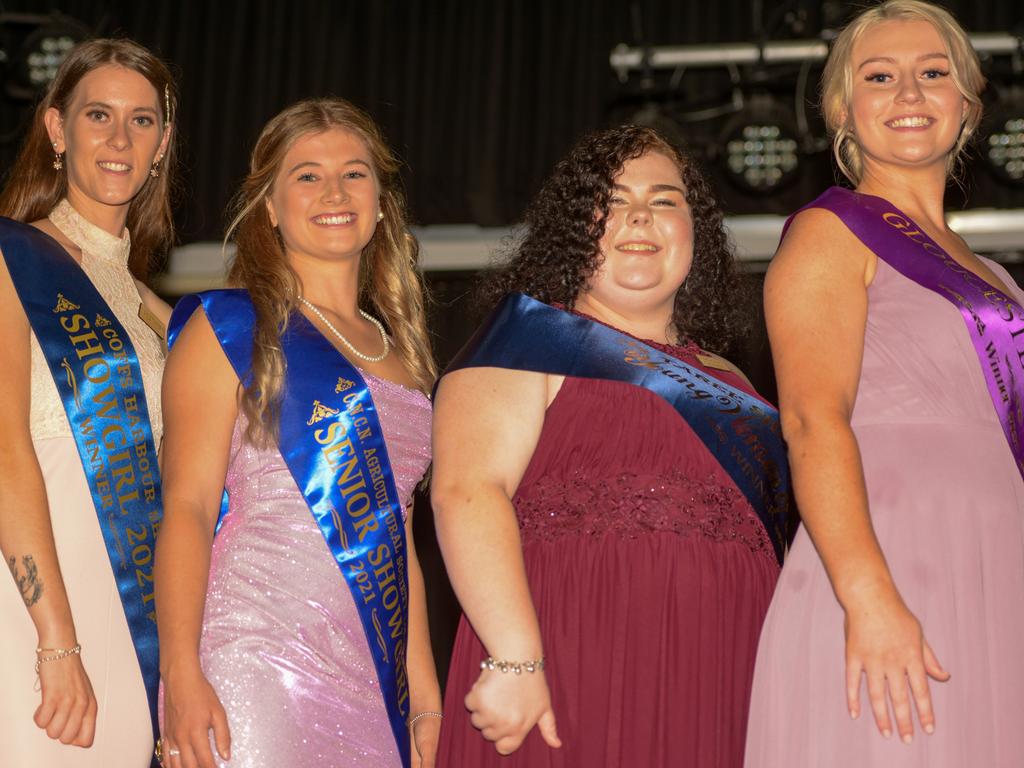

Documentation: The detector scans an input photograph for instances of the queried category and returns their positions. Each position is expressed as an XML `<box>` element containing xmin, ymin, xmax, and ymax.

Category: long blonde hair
<box><xmin>0</xmin><ymin>38</ymin><xmax>178</xmax><ymax>279</ymax></box>
<box><xmin>225</xmin><ymin>98</ymin><xmax>436</xmax><ymax>447</ymax></box>
<box><xmin>821</xmin><ymin>0</ymin><xmax>985</xmax><ymax>184</ymax></box>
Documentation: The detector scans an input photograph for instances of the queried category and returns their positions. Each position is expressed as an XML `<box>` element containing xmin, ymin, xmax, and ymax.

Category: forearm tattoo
<box><xmin>7</xmin><ymin>554</ymin><xmax>44</xmax><ymax>607</ymax></box>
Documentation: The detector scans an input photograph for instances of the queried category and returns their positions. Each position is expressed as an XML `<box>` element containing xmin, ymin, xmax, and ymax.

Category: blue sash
<box><xmin>0</xmin><ymin>217</ymin><xmax>162</xmax><ymax>766</ymax></box>
<box><xmin>168</xmin><ymin>290</ymin><xmax>411</xmax><ymax>767</ymax></box>
<box><xmin>444</xmin><ymin>293</ymin><xmax>792</xmax><ymax>563</ymax></box>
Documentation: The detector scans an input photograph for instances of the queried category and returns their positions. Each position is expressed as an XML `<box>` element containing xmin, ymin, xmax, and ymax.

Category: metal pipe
<box><xmin>611</xmin><ymin>33</ymin><xmax>1022</xmax><ymax>81</ymax></box>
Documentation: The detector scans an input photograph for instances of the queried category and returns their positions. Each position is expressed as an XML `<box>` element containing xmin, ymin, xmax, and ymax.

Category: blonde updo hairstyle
<box><xmin>225</xmin><ymin>97</ymin><xmax>436</xmax><ymax>447</ymax></box>
<box><xmin>822</xmin><ymin>0</ymin><xmax>985</xmax><ymax>184</ymax></box>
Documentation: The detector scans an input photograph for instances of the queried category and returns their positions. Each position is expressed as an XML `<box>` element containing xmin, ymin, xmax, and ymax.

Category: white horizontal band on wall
<box><xmin>155</xmin><ymin>208</ymin><xmax>1024</xmax><ymax>295</ymax></box>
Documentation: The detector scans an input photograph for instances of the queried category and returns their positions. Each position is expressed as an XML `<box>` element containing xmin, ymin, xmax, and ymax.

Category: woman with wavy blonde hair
<box><xmin>154</xmin><ymin>98</ymin><xmax>440</xmax><ymax>768</ymax></box>
<box><xmin>746</xmin><ymin>1</ymin><xmax>1024</xmax><ymax>765</ymax></box>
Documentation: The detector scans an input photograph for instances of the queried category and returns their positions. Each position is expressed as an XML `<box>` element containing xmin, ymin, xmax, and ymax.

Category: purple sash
<box><xmin>791</xmin><ymin>186</ymin><xmax>1024</xmax><ymax>479</ymax></box>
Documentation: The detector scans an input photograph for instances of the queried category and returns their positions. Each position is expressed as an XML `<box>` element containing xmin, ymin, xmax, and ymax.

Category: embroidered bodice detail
<box><xmin>28</xmin><ymin>200</ymin><xmax>165</xmax><ymax>440</ymax></box>
<box><xmin>511</xmin><ymin>314</ymin><xmax>775</xmax><ymax>562</ymax></box>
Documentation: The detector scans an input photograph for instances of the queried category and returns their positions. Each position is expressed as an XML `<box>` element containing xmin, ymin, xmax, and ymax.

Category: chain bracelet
<box><xmin>408</xmin><ymin>711</ymin><xmax>444</xmax><ymax>729</ymax></box>
<box><xmin>34</xmin><ymin>644</ymin><xmax>82</xmax><ymax>674</ymax></box>
<box><xmin>480</xmin><ymin>656</ymin><xmax>545</xmax><ymax>674</ymax></box>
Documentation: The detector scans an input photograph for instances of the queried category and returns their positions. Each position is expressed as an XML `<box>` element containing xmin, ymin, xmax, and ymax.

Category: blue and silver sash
<box><xmin>168</xmin><ymin>290</ymin><xmax>411</xmax><ymax>767</ymax></box>
<box><xmin>0</xmin><ymin>217</ymin><xmax>162</xmax><ymax>766</ymax></box>
<box><xmin>444</xmin><ymin>293</ymin><xmax>792</xmax><ymax>563</ymax></box>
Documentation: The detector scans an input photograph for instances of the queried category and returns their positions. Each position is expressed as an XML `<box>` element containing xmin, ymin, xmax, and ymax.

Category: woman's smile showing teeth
<box><xmin>886</xmin><ymin>115</ymin><xmax>934</xmax><ymax>129</ymax></box>
<box><xmin>616</xmin><ymin>240</ymin><xmax>660</xmax><ymax>253</ymax></box>
<box><xmin>97</xmin><ymin>160</ymin><xmax>132</xmax><ymax>172</ymax></box>
<box><xmin>312</xmin><ymin>212</ymin><xmax>355</xmax><ymax>225</ymax></box>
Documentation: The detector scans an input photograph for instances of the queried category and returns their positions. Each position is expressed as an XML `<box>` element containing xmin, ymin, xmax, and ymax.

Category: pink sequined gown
<box><xmin>197</xmin><ymin>373</ymin><xmax>430</xmax><ymax>768</ymax></box>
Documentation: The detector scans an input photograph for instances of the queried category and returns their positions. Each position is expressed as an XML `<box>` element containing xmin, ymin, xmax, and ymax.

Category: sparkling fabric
<box><xmin>30</xmin><ymin>200</ymin><xmax>164</xmax><ymax>440</ymax></box>
<box><xmin>517</xmin><ymin>469</ymin><xmax>773</xmax><ymax>557</ymax></box>
<box><xmin>197</xmin><ymin>373</ymin><xmax>430</xmax><ymax>768</ymax></box>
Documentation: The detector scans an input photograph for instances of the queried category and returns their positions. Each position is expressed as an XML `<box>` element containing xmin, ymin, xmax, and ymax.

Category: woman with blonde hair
<box><xmin>745</xmin><ymin>1</ymin><xmax>1024</xmax><ymax>765</ymax></box>
<box><xmin>154</xmin><ymin>97</ymin><xmax>441</xmax><ymax>768</ymax></box>
<box><xmin>0</xmin><ymin>38</ymin><xmax>176</xmax><ymax>767</ymax></box>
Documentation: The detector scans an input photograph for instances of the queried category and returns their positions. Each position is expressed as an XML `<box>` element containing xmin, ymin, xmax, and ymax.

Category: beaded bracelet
<box><xmin>480</xmin><ymin>656</ymin><xmax>545</xmax><ymax>675</ymax></box>
<box><xmin>35</xmin><ymin>644</ymin><xmax>82</xmax><ymax>674</ymax></box>
<box><xmin>408</xmin><ymin>711</ymin><xmax>443</xmax><ymax>728</ymax></box>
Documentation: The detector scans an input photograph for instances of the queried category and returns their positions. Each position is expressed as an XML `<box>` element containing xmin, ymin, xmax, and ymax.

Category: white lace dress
<box><xmin>0</xmin><ymin>200</ymin><xmax>165</xmax><ymax>768</ymax></box>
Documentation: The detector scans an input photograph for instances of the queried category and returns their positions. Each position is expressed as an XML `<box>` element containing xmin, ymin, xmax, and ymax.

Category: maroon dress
<box><xmin>437</xmin><ymin>336</ymin><xmax>781</xmax><ymax>767</ymax></box>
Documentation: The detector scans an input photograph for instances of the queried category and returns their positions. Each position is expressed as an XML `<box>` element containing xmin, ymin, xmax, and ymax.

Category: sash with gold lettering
<box><xmin>794</xmin><ymin>186</ymin><xmax>1024</xmax><ymax>480</ymax></box>
<box><xmin>168</xmin><ymin>289</ymin><xmax>411</xmax><ymax>767</ymax></box>
<box><xmin>443</xmin><ymin>293</ymin><xmax>792</xmax><ymax>564</ymax></box>
<box><xmin>0</xmin><ymin>218</ymin><xmax>162</xmax><ymax>766</ymax></box>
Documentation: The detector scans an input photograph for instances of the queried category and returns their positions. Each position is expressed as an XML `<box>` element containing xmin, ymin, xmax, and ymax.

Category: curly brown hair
<box><xmin>480</xmin><ymin>124</ymin><xmax>751</xmax><ymax>355</ymax></box>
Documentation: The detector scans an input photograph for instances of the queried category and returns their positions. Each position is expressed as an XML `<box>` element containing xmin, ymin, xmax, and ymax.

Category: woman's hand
<box><xmin>844</xmin><ymin>590</ymin><xmax>950</xmax><ymax>743</ymax></box>
<box><xmin>161</xmin><ymin>666</ymin><xmax>231</xmax><ymax>768</ymax></box>
<box><xmin>465</xmin><ymin>668</ymin><xmax>561</xmax><ymax>756</ymax></box>
<box><xmin>34</xmin><ymin>652</ymin><xmax>97</xmax><ymax>746</ymax></box>
<box><xmin>410</xmin><ymin>714</ymin><xmax>441</xmax><ymax>768</ymax></box>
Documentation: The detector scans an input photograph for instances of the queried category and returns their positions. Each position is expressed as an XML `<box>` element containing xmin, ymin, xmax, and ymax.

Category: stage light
<box><xmin>25</xmin><ymin>32</ymin><xmax>76</xmax><ymax>87</ymax></box>
<box><xmin>1</xmin><ymin>13</ymin><xmax>90</xmax><ymax>100</ymax></box>
<box><xmin>985</xmin><ymin>91</ymin><xmax>1024</xmax><ymax>188</ymax></box>
<box><xmin>719</xmin><ymin>95</ymin><xmax>801</xmax><ymax>194</ymax></box>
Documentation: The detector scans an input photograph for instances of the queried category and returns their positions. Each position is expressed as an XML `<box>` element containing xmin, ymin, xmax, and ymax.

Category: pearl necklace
<box><xmin>298</xmin><ymin>296</ymin><xmax>390</xmax><ymax>363</ymax></box>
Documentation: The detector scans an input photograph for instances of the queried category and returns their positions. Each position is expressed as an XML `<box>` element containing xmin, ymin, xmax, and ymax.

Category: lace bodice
<box><xmin>28</xmin><ymin>200</ymin><xmax>165</xmax><ymax>440</ymax></box>
<box><xmin>512</xmin><ymin>332</ymin><xmax>775</xmax><ymax>562</ymax></box>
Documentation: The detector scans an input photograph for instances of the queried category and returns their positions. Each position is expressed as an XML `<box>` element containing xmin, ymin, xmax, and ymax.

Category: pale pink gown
<box><xmin>195</xmin><ymin>373</ymin><xmax>430</xmax><ymax>768</ymax></box>
<box><xmin>745</xmin><ymin>258</ymin><xmax>1024</xmax><ymax>766</ymax></box>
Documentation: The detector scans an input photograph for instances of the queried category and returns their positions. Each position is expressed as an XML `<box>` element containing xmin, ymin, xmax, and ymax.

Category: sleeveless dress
<box><xmin>745</xmin><ymin>258</ymin><xmax>1024</xmax><ymax>766</ymax></box>
<box><xmin>0</xmin><ymin>200</ymin><xmax>165</xmax><ymax>768</ymax></box>
<box><xmin>193</xmin><ymin>373</ymin><xmax>431</xmax><ymax>768</ymax></box>
<box><xmin>437</xmin><ymin>333</ymin><xmax>781</xmax><ymax>767</ymax></box>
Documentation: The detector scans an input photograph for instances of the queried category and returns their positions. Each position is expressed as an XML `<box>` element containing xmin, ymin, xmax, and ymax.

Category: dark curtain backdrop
<box><xmin>2</xmin><ymin>0</ymin><xmax>1022</xmax><ymax>241</ymax></box>
<box><xmin>4</xmin><ymin>1</ymin><xmax>1023</xmax><ymax>682</ymax></box>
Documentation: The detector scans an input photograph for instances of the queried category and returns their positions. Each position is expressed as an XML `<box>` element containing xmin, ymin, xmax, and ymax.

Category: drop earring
<box><xmin>52</xmin><ymin>142</ymin><xmax>63</xmax><ymax>171</ymax></box>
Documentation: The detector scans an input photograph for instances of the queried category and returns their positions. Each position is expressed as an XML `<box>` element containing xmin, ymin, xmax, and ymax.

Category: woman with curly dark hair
<box><xmin>431</xmin><ymin>124</ymin><xmax>792</xmax><ymax>767</ymax></box>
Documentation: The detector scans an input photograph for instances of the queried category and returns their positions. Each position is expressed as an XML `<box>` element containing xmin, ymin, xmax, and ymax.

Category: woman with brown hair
<box><xmin>745</xmin><ymin>1</ymin><xmax>1024</xmax><ymax>765</ymax></box>
<box><xmin>154</xmin><ymin>98</ymin><xmax>441</xmax><ymax>768</ymax></box>
<box><xmin>0</xmin><ymin>38</ymin><xmax>177</xmax><ymax>767</ymax></box>
<box><xmin>433</xmin><ymin>124</ymin><xmax>791</xmax><ymax>767</ymax></box>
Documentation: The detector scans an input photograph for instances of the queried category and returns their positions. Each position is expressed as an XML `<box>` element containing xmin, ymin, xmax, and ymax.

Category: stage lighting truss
<box><xmin>0</xmin><ymin>13</ymin><xmax>90</xmax><ymax>101</ymax></box>
<box><xmin>610</xmin><ymin>33</ymin><xmax>1024</xmax><ymax>194</ymax></box>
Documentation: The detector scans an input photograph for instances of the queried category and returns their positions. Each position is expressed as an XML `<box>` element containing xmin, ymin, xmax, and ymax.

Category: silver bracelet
<box><xmin>408</xmin><ymin>711</ymin><xmax>443</xmax><ymax>728</ymax></box>
<box><xmin>480</xmin><ymin>656</ymin><xmax>545</xmax><ymax>674</ymax></box>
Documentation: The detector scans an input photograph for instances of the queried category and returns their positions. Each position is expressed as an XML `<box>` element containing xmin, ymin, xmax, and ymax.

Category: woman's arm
<box><xmin>431</xmin><ymin>366</ymin><xmax>562</xmax><ymax>756</ymax></box>
<box><xmin>153</xmin><ymin>309</ymin><xmax>237</xmax><ymax>768</ymax></box>
<box><xmin>766</xmin><ymin>209</ymin><xmax>948</xmax><ymax>744</ymax></box>
<box><xmin>406</xmin><ymin>509</ymin><xmax>441</xmax><ymax>768</ymax></box>
<box><xmin>0</xmin><ymin>253</ymin><xmax>97</xmax><ymax>747</ymax></box>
